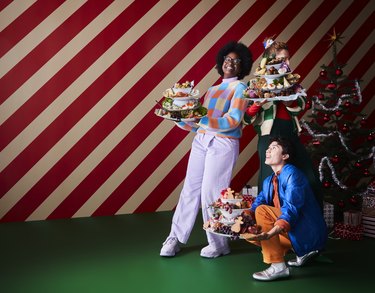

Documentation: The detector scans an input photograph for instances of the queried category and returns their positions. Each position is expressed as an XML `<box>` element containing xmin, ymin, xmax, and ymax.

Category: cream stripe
<box><xmin>0</xmin><ymin>0</ymin><xmax>177</xmax><ymax>219</ymax></box>
<box><xmin>25</xmin><ymin>0</ymin><xmax>213</xmax><ymax>220</ymax></box>
<box><xmin>0</xmin><ymin>0</ymin><xmax>133</xmax><ymax>126</ymax></box>
<box><xmin>0</xmin><ymin>0</ymin><xmax>37</xmax><ymax>31</ymax></box>
<box><xmin>0</xmin><ymin>0</ymin><xmax>137</xmax><ymax>170</ymax></box>
<box><xmin>0</xmin><ymin>0</ymin><xmax>87</xmax><ymax>78</ymax></box>
<box><xmin>118</xmin><ymin>0</ymin><xmax>294</xmax><ymax>214</ymax></box>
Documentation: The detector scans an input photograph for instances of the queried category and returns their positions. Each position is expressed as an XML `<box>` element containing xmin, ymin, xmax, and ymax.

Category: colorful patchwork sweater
<box><xmin>175</xmin><ymin>78</ymin><xmax>248</xmax><ymax>139</ymax></box>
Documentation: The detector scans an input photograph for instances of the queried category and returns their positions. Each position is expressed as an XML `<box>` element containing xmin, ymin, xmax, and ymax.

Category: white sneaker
<box><xmin>200</xmin><ymin>245</ymin><xmax>230</xmax><ymax>258</ymax></box>
<box><xmin>160</xmin><ymin>237</ymin><xmax>180</xmax><ymax>257</ymax></box>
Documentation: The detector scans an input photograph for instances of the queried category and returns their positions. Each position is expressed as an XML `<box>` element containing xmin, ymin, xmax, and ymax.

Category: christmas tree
<box><xmin>301</xmin><ymin>29</ymin><xmax>375</xmax><ymax>215</ymax></box>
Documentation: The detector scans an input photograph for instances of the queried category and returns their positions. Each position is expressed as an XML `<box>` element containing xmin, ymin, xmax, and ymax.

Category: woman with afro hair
<box><xmin>160</xmin><ymin>41</ymin><xmax>253</xmax><ymax>258</ymax></box>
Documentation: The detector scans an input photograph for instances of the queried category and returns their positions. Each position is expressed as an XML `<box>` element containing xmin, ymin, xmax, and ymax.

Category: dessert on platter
<box><xmin>155</xmin><ymin>81</ymin><xmax>207</xmax><ymax>122</ymax></box>
<box><xmin>243</xmin><ymin>56</ymin><xmax>306</xmax><ymax>101</ymax></box>
<box><xmin>203</xmin><ymin>188</ymin><xmax>261</xmax><ymax>240</ymax></box>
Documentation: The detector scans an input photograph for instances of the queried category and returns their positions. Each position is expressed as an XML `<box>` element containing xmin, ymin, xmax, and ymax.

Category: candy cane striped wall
<box><xmin>0</xmin><ymin>0</ymin><xmax>374</xmax><ymax>222</ymax></box>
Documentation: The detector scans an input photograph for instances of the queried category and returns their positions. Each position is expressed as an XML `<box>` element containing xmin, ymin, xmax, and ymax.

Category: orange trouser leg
<box><xmin>254</xmin><ymin>205</ymin><xmax>292</xmax><ymax>264</ymax></box>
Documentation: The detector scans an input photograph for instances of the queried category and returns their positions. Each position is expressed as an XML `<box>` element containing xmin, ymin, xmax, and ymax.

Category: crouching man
<box><xmin>245</xmin><ymin>137</ymin><xmax>327</xmax><ymax>281</ymax></box>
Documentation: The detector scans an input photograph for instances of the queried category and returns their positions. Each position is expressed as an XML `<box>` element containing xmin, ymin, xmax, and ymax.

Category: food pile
<box><xmin>243</xmin><ymin>56</ymin><xmax>305</xmax><ymax>101</ymax></box>
<box><xmin>203</xmin><ymin>188</ymin><xmax>261</xmax><ymax>240</ymax></box>
<box><xmin>155</xmin><ymin>81</ymin><xmax>207</xmax><ymax>121</ymax></box>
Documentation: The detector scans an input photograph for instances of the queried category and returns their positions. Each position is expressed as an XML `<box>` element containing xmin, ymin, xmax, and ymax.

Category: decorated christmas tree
<box><xmin>301</xmin><ymin>29</ymin><xmax>375</xmax><ymax>216</ymax></box>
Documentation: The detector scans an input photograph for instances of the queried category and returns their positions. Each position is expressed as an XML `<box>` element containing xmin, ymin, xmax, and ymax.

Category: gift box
<box><xmin>323</xmin><ymin>201</ymin><xmax>335</xmax><ymax>228</ymax></box>
<box><xmin>362</xmin><ymin>196</ymin><xmax>375</xmax><ymax>209</ymax></box>
<box><xmin>362</xmin><ymin>208</ymin><xmax>375</xmax><ymax>238</ymax></box>
<box><xmin>334</xmin><ymin>222</ymin><xmax>363</xmax><ymax>240</ymax></box>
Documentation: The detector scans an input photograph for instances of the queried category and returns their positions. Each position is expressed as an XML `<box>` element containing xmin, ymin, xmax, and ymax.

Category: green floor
<box><xmin>1</xmin><ymin>211</ymin><xmax>373</xmax><ymax>293</ymax></box>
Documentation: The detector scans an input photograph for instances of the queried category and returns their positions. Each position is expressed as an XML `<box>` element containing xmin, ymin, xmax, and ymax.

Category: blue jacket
<box><xmin>250</xmin><ymin>164</ymin><xmax>327</xmax><ymax>256</ymax></box>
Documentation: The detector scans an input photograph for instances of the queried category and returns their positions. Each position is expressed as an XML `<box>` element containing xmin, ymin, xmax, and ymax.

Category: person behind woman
<box><xmin>160</xmin><ymin>41</ymin><xmax>253</xmax><ymax>258</ymax></box>
<box><xmin>246</xmin><ymin>137</ymin><xmax>327</xmax><ymax>281</ymax></box>
<box><xmin>244</xmin><ymin>38</ymin><xmax>323</xmax><ymax>208</ymax></box>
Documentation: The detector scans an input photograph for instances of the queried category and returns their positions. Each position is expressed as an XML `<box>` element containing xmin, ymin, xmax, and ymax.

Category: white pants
<box><xmin>168</xmin><ymin>132</ymin><xmax>239</xmax><ymax>249</ymax></box>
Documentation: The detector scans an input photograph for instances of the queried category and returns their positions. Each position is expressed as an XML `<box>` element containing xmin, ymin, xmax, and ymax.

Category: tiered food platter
<box><xmin>203</xmin><ymin>188</ymin><xmax>261</xmax><ymax>240</ymax></box>
<box><xmin>243</xmin><ymin>57</ymin><xmax>306</xmax><ymax>102</ymax></box>
<box><xmin>154</xmin><ymin>81</ymin><xmax>207</xmax><ymax>122</ymax></box>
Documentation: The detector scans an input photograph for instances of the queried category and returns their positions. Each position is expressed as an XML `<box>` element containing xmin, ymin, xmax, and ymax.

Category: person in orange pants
<box><xmin>245</xmin><ymin>137</ymin><xmax>327</xmax><ymax>281</ymax></box>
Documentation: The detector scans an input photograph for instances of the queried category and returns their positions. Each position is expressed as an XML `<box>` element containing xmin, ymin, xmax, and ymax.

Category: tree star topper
<box><xmin>327</xmin><ymin>28</ymin><xmax>344</xmax><ymax>47</ymax></box>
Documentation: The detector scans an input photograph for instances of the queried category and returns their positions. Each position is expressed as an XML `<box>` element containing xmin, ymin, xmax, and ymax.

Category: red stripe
<box><xmin>135</xmin><ymin>153</ymin><xmax>190</xmax><ymax>214</ymax></box>
<box><xmin>0</xmin><ymin>0</ymin><xmax>113</xmax><ymax>105</ymax></box>
<box><xmin>0</xmin><ymin>0</ymin><xmax>204</xmax><ymax>221</ymax></box>
<box><xmin>93</xmin><ymin>0</ymin><xmax>280</xmax><ymax>215</ymax></box>
<box><xmin>0</xmin><ymin>0</ymin><xmax>13</xmax><ymax>12</ymax></box>
<box><xmin>0</xmin><ymin>0</ymin><xmax>160</xmax><ymax>197</ymax></box>
<box><xmin>0</xmin><ymin>0</ymin><xmax>65</xmax><ymax>58</ymax></box>
<box><xmin>231</xmin><ymin>152</ymin><xmax>260</xmax><ymax>192</ymax></box>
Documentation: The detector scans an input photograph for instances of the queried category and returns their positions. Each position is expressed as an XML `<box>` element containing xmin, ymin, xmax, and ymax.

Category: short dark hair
<box><xmin>215</xmin><ymin>41</ymin><xmax>253</xmax><ymax>79</ymax></box>
<box><xmin>269</xmin><ymin>137</ymin><xmax>295</xmax><ymax>163</ymax></box>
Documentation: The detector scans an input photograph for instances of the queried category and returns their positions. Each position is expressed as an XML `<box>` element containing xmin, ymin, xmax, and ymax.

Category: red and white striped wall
<box><xmin>0</xmin><ymin>0</ymin><xmax>374</xmax><ymax>222</ymax></box>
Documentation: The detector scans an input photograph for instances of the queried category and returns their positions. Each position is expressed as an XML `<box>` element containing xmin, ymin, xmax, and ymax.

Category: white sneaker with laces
<box><xmin>160</xmin><ymin>237</ymin><xmax>180</xmax><ymax>257</ymax></box>
<box><xmin>200</xmin><ymin>245</ymin><xmax>230</xmax><ymax>258</ymax></box>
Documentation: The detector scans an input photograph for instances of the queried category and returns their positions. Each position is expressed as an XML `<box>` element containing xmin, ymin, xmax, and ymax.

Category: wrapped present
<box><xmin>323</xmin><ymin>201</ymin><xmax>335</xmax><ymax>228</ymax></box>
<box><xmin>362</xmin><ymin>196</ymin><xmax>375</xmax><ymax>209</ymax></box>
<box><xmin>362</xmin><ymin>208</ymin><xmax>375</xmax><ymax>238</ymax></box>
<box><xmin>343</xmin><ymin>210</ymin><xmax>362</xmax><ymax>226</ymax></box>
<box><xmin>334</xmin><ymin>222</ymin><xmax>363</xmax><ymax>240</ymax></box>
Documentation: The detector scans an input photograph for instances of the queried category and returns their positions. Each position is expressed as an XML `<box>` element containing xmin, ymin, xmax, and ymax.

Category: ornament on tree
<box><xmin>337</xmin><ymin>200</ymin><xmax>345</xmax><ymax>209</ymax></box>
<box><xmin>344</xmin><ymin>100</ymin><xmax>351</xmax><ymax>108</ymax></box>
<box><xmin>349</xmin><ymin>195</ymin><xmax>358</xmax><ymax>206</ymax></box>
<box><xmin>335</xmin><ymin>68</ymin><xmax>343</xmax><ymax>76</ymax></box>
<box><xmin>331</xmin><ymin>155</ymin><xmax>339</xmax><ymax>163</ymax></box>
<box><xmin>323</xmin><ymin>181</ymin><xmax>331</xmax><ymax>188</ymax></box>
<box><xmin>318</xmin><ymin>93</ymin><xmax>325</xmax><ymax>100</ymax></box>
<box><xmin>319</xmin><ymin>69</ymin><xmax>327</xmax><ymax>77</ymax></box>
<box><xmin>305</xmin><ymin>100</ymin><xmax>312</xmax><ymax>109</ymax></box>
<box><xmin>360</xmin><ymin>118</ymin><xmax>367</xmax><ymax>127</ymax></box>
<box><xmin>363</xmin><ymin>168</ymin><xmax>370</xmax><ymax>176</ymax></box>
<box><xmin>367</xmin><ymin>134</ymin><xmax>374</xmax><ymax>142</ymax></box>
<box><xmin>335</xmin><ymin>110</ymin><xmax>342</xmax><ymax>117</ymax></box>
<box><xmin>327</xmin><ymin>81</ymin><xmax>336</xmax><ymax>90</ymax></box>
<box><xmin>354</xmin><ymin>161</ymin><xmax>362</xmax><ymax>168</ymax></box>
<box><xmin>323</xmin><ymin>114</ymin><xmax>330</xmax><ymax>122</ymax></box>
<box><xmin>312</xmin><ymin>139</ymin><xmax>320</xmax><ymax>146</ymax></box>
<box><xmin>341</xmin><ymin>123</ymin><xmax>349</xmax><ymax>132</ymax></box>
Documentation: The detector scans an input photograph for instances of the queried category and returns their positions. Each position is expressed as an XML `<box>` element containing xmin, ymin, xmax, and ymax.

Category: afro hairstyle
<box><xmin>215</xmin><ymin>41</ymin><xmax>253</xmax><ymax>80</ymax></box>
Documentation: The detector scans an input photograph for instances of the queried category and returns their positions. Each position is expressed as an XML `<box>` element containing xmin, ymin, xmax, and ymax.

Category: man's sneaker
<box><xmin>200</xmin><ymin>245</ymin><xmax>230</xmax><ymax>258</ymax></box>
<box><xmin>287</xmin><ymin>250</ymin><xmax>319</xmax><ymax>267</ymax></box>
<box><xmin>160</xmin><ymin>237</ymin><xmax>180</xmax><ymax>257</ymax></box>
<box><xmin>253</xmin><ymin>266</ymin><xmax>290</xmax><ymax>281</ymax></box>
